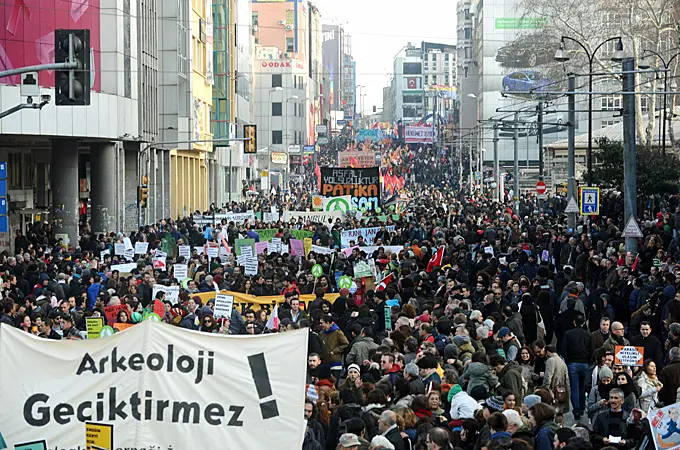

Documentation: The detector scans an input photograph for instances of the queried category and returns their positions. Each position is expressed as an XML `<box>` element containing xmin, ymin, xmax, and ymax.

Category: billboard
<box><xmin>0</xmin><ymin>0</ymin><xmax>101</xmax><ymax>90</ymax></box>
<box><xmin>320</xmin><ymin>167</ymin><xmax>381</xmax><ymax>211</ymax></box>
<box><xmin>481</xmin><ymin>14</ymin><xmax>573</xmax><ymax>164</ymax></box>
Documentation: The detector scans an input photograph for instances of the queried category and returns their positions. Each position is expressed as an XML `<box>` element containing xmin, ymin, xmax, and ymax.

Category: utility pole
<box><xmin>567</xmin><ymin>75</ymin><xmax>576</xmax><ymax>231</ymax></box>
<box><xmin>537</xmin><ymin>102</ymin><xmax>544</xmax><ymax>177</ymax></box>
<box><xmin>513</xmin><ymin>112</ymin><xmax>519</xmax><ymax>204</ymax></box>
<box><xmin>469</xmin><ymin>135</ymin><xmax>474</xmax><ymax>193</ymax></box>
<box><xmin>494</xmin><ymin>125</ymin><xmax>500</xmax><ymax>203</ymax></box>
<box><xmin>622</xmin><ymin>58</ymin><xmax>638</xmax><ymax>254</ymax></box>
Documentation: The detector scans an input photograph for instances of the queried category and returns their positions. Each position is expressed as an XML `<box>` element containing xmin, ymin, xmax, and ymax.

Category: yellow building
<box><xmin>170</xmin><ymin>0</ymin><xmax>215</xmax><ymax>217</ymax></box>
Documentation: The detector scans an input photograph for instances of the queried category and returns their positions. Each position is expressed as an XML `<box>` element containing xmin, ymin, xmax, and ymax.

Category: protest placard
<box><xmin>178</xmin><ymin>245</ymin><xmax>191</xmax><ymax>259</ymax></box>
<box><xmin>240</xmin><ymin>246</ymin><xmax>253</xmax><ymax>258</ymax></box>
<box><xmin>152</xmin><ymin>285</ymin><xmax>180</xmax><ymax>302</ymax></box>
<box><xmin>110</xmin><ymin>263</ymin><xmax>137</xmax><ymax>274</ymax></box>
<box><xmin>114</xmin><ymin>243</ymin><xmax>125</xmax><ymax>255</ymax></box>
<box><xmin>289</xmin><ymin>239</ymin><xmax>304</xmax><ymax>256</ymax></box>
<box><xmin>235</xmin><ymin>238</ymin><xmax>256</xmax><ymax>256</ymax></box>
<box><xmin>213</xmin><ymin>294</ymin><xmax>235</xmax><ymax>319</ymax></box>
<box><xmin>353</xmin><ymin>261</ymin><xmax>373</xmax><ymax>278</ymax></box>
<box><xmin>244</xmin><ymin>258</ymin><xmax>259</xmax><ymax>276</ymax></box>
<box><xmin>255</xmin><ymin>241</ymin><xmax>269</xmax><ymax>254</ymax></box>
<box><xmin>614</xmin><ymin>346</ymin><xmax>645</xmax><ymax>366</ymax></box>
<box><xmin>86</xmin><ymin>317</ymin><xmax>104</xmax><ymax>340</ymax></box>
<box><xmin>173</xmin><ymin>264</ymin><xmax>188</xmax><ymax>280</ymax></box>
<box><xmin>103</xmin><ymin>304</ymin><xmax>127</xmax><ymax>324</ymax></box>
<box><xmin>135</xmin><ymin>242</ymin><xmax>149</xmax><ymax>254</ymax></box>
<box><xmin>100</xmin><ymin>249</ymin><xmax>110</xmax><ymax>260</ymax></box>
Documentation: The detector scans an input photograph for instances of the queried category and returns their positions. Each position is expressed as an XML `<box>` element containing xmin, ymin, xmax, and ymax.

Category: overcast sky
<box><xmin>313</xmin><ymin>0</ymin><xmax>457</xmax><ymax>117</ymax></box>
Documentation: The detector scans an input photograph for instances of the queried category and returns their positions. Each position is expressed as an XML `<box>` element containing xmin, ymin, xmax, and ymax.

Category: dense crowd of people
<box><xmin>2</xmin><ymin>137</ymin><xmax>680</xmax><ymax>450</ymax></box>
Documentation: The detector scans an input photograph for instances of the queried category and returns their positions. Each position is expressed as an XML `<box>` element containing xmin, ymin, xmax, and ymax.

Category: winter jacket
<box><xmin>497</xmin><ymin>361</ymin><xmax>525</xmax><ymax>399</ymax></box>
<box><xmin>659</xmin><ymin>358</ymin><xmax>680</xmax><ymax>406</ymax></box>
<box><xmin>602</xmin><ymin>334</ymin><xmax>630</xmax><ymax>354</ymax></box>
<box><xmin>448</xmin><ymin>390</ymin><xmax>482</xmax><ymax>420</ymax></box>
<box><xmin>345</xmin><ymin>335</ymin><xmax>379</xmax><ymax>367</ymax></box>
<box><xmin>462</xmin><ymin>362</ymin><xmax>499</xmax><ymax>394</ymax></box>
<box><xmin>321</xmin><ymin>324</ymin><xmax>349</xmax><ymax>366</ymax></box>
<box><xmin>591</xmin><ymin>409</ymin><xmax>636</xmax><ymax>449</ymax></box>
<box><xmin>543</xmin><ymin>354</ymin><xmax>570</xmax><ymax>411</ymax></box>
<box><xmin>504</xmin><ymin>312</ymin><xmax>526</xmax><ymax>345</ymax></box>
<box><xmin>562</xmin><ymin>326</ymin><xmax>594</xmax><ymax>364</ymax></box>
<box><xmin>635</xmin><ymin>372</ymin><xmax>661</xmax><ymax>413</ymax></box>
<box><xmin>630</xmin><ymin>334</ymin><xmax>664</xmax><ymax>369</ymax></box>
<box><xmin>533</xmin><ymin>421</ymin><xmax>559</xmax><ymax>450</ymax></box>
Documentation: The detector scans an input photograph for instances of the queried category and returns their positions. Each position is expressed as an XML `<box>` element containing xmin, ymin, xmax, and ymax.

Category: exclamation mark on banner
<box><xmin>248</xmin><ymin>352</ymin><xmax>279</xmax><ymax>419</ymax></box>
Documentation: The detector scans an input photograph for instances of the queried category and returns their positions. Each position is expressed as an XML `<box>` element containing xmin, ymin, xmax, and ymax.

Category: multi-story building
<box><xmin>322</xmin><ymin>24</ymin><xmax>355</xmax><ymax>123</ymax></box>
<box><xmin>390</xmin><ymin>42</ymin><xmax>456</xmax><ymax>125</ymax></box>
<box><xmin>456</xmin><ymin>0</ymin><xmax>478</xmax><ymax>133</ymax></box>
<box><xmin>251</xmin><ymin>0</ymin><xmax>324</xmax><ymax>189</ymax></box>
<box><xmin>0</xmin><ymin>0</ymin><xmax>141</xmax><ymax>251</ymax></box>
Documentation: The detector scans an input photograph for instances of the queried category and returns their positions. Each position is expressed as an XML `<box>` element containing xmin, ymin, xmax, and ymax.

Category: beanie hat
<box><xmin>447</xmin><ymin>384</ymin><xmax>463</xmax><ymax>403</ymax></box>
<box><xmin>484</xmin><ymin>396</ymin><xmax>505</xmax><ymax>412</ymax></box>
<box><xmin>483</xmin><ymin>319</ymin><xmax>495</xmax><ymax>329</ymax></box>
<box><xmin>523</xmin><ymin>394</ymin><xmax>542</xmax><ymax>409</ymax></box>
<box><xmin>470</xmin><ymin>385</ymin><xmax>488</xmax><ymax>401</ymax></box>
<box><xmin>405</xmin><ymin>363</ymin><xmax>419</xmax><ymax>378</ymax></box>
<box><xmin>453</xmin><ymin>335</ymin><xmax>470</xmax><ymax>347</ymax></box>
<box><xmin>444</xmin><ymin>343</ymin><xmax>459</xmax><ymax>360</ymax></box>
<box><xmin>599</xmin><ymin>365</ymin><xmax>614</xmax><ymax>381</ymax></box>
<box><xmin>347</xmin><ymin>363</ymin><xmax>361</xmax><ymax>374</ymax></box>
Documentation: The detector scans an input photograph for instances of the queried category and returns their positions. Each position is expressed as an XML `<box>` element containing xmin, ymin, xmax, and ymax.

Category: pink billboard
<box><xmin>0</xmin><ymin>0</ymin><xmax>101</xmax><ymax>90</ymax></box>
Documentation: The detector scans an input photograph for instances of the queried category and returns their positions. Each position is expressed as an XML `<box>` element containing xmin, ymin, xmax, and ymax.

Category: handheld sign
<box><xmin>86</xmin><ymin>317</ymin><xmax>104</xmax><ymax>340</ymax></box>
<box><xmin>338</xmin><ymin>275</ymin><xmax>353</xmax><ymax>289</ymax></box>
<box><xmin>214</xmin><ymin>294</ymin><xmax>234</xmax><ymax>319</ymax></box>
<box><xmin>614</xmin><ymin>345</ymin><xmax>644</xmax><ymax>366</ymax></box>
<box><xmin>311</xmin><ymin>264</ymin><xmax>323</xmax><ymax>278</ymax></box>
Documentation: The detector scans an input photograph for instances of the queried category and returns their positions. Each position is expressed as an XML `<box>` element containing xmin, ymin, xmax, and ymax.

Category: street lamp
<box><xmin>555</xmin><ymin>36</ymin><xmax>624</xmax><ymax>185</ymax></box>
<box><xmin>638</xmin><ymin>49</ymin><xmax>680</xmax><ymax>155</ymax></box>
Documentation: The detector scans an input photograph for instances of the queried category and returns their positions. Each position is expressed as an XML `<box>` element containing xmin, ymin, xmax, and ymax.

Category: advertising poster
<box><xmin>320</xmin><ymin>167</ymin><xmax>381</xmax><ymax>211</ymax></box>
<box><xmin>649</xmin><ymin>404</ymin><xmax>680</xmax><ymax>450</ymax></box>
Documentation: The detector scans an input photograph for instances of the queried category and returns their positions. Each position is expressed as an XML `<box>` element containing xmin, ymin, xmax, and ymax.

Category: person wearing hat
<box><xmin>416</xmin><ymin>354</ymin><xmax>441</xmax><ymax>386</ymax></box>
<box><xmin>339</xmin><ymin>363</ymin><xmax>366</xmax><ymax>405</ymax></box>
<box><xmin>587</xmin><ymin>365</ymin><xmax>614</xmax><ymax>418</ymax></box>
<box><xmin>337</xmin><ymin>433</ymin><xmax>361</xmax><ymax>450</ymax></box>
<box><xmin>448</xmin><ymin>383</ymin><xmax>482</xmax><ymax>420</ymax></box>
<box><xmin>496</xmin><ymin>327</ymin><xmax>521</xmax><ymax>362</ymax></box>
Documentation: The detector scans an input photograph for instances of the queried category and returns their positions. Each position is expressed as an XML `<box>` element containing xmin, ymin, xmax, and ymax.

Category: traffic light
<box><xmin>244</xmin><ymin>124</ymin><xmax>257</xmax><ymax>154</ymax></box>
<box><xmin>139</xmin><ymin>175</ymin><xmax>149</xmax><ymax>208</ymax></box>
<box><xmin>54</xmin><ymin>29</ymin><xmax>91</xmax><ymax>106</ymax></box>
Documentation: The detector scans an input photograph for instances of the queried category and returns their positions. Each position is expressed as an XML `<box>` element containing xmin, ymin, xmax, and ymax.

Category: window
<box><xmin>286</xmin><ymin>38</ymin><xmax>294</xmax><ymax>52</ymax></box>
<box><xmin>602</xmin><ymin>119</ymin><xmax>620</xmax><ymax>128</ymax></box>
<box><xmin>199</xmin><ymin>19</ymin><xmax>206</xmax><ymax>43</ymax></box>
<box><xmin>272</xmin><ymin>74</ymin><xmax>282</xmax><ymax>88</ymax></box>
<box><xmin>464</xmin><ymin>8</ymin><xmax>471</xmax><ymax>19</ymax></box>
<box><xmin>464</xmin><ymin>28</ymin><xmax>472</xmax><ymax>39</ymax></box>
<box><xmin>272</xmin><ymin>102</ymin><xmax>282</xmax><ymax>116</ymax></box>
<box><xmin>445</xmin><ymin>54</ymin><xmax>449</xmax><ymax>61</ymax></box>
<box><xmin>403</xmin><ymin>94</ymin><xmax>422</xmax><ymax>104</ymax></box>
<box><xmin>601</xmin><ymin>96</ymin><xmax>621</xmax><ymax>111</ymax></box>
<box><xmin>640</xmin><ymin>96</ymin><xmax>649</xmax><ymax>112</ymax></box>
<box><xmin>272</xmin><ymin>130</ymin><xmax>283</xmax><ymax>144</ymax></box>
<box><xmin>403</xmin><ymin>63</ymin><xmax>422</xmax><ymax>75</ymax></box>
<box><xmin>252</xmin><ymin>11</ymin><xmax>258</xmax><ymax>26</ymax></box>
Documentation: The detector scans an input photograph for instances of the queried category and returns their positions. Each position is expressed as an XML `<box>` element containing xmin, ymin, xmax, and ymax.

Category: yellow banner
<box><xmin>193</xmin><ymin>291</ymin><xmax>339</xmax><ymax>316</ymax></box>
<box><xmin>86</xmin><ymin>422</ymin><xmax>113</xmax><ymax>450</ymax></box>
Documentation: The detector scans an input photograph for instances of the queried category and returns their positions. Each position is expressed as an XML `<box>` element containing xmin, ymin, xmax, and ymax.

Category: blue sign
<box><xmin>337</xmin><ymin>120</ymin><xmax>346</xmax><ymax>125</ymax></box>
<box><xmin>0</xmin><ymin>198</ymin><xmax>7</xmax><ymax>216</ymax></box>
<box><xmin>0</xmin><ymin>161</ymin><xmax>6</xmax><ymax>180</ymax></box>
<box><xmin>303</xmin><ymin>145</ymin><xmax>315</xmax><ymax>154</ymax></box>
<box><xmin>0</xmin><ymin>179</ymin><xmax>6</xmax><ymax>198</ymax></box>
<box><xmin>0</xmin><ymin>216</ymin><xmax>8</xmax><ymax>233</ymax></box>
<box><xmin>355</xmin><ymin>129</ymin><xmax>384</xmax><ymax>143</ymax></box>
<box><xmin>580</xmin><ymin>187</ymin><xmax>600</xmax><ymax>215</ymax></box>
<box><xmin>355</xmin><ymin>113</ymin><xmax>363</xmax><ymax>119</ymax></box>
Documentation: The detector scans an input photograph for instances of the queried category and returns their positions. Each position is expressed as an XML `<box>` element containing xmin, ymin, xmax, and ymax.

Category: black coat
<box><xmin>384</xmin><ymin>426</ymin><xmax>405</xmax><ymax>450</ymax></box>
<box><xmin>659</xmin><ymin>358</ymin><xmax>680</xmax><ymax>406</ymax></box>
<box><xmin>629</xmin><ymin>334</ymin><xmax>664</xmax><ymax>369</ymax></box>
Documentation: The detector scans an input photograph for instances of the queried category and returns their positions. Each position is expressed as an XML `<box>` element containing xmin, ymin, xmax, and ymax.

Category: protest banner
<box><xmin>213</xmin><ymin>294</ymin><xmax>235</xmax><ymax>319</ymax></box>
<box><xmin>235</xmin><ymin>239</ymin><xmax>256</xmax><ymax>256</ymax></box>
<box><xmin>614</xmin><ymin>345</ymin><xmax>645</xmax><ymax>366</ymax></box>
<box><xmin>338</xmin><ymin>151</ymin><xmax>381</xmax><ymax>168</ymax></box>
<box><xmin>134</xmin><ymin>242</ymin><xmax>149</xmax><ymax>254</ymax></box>
<box><xmin>353</xmin><ymin>261</ymin><xmax>372</xmax><ymax>278</ymax></box>
<box><xmin>340</xmin><ymin>226</ymin><xmax>395</xmax><ymax>247</ymax></box>
<box><xmin>173</xmin><ymin>264</ymin><xmax>188</xmax><ymax>280</ymax></box>
<box><xmin>0</xmin><ymin>321</ymin><xmax>308</xmax><ymax>449</ymax></box>
<box><xmin>256</xmin><ymin>229</ymin><xmax>315</xmax><ymax>242</ymax></box>
<box><xmin>649</xmin><ymin>404</ymin><xmax>680</xmax><ymax>450</ymax></box>
<box><xmin>152</xmin><ymin>257</ymin><xmax>167</xmax><ymax>270</ymax></box>
<box><xmin>303</xmin><ymin>238</ymin><xmax>313</xmax><ymax>258</ymax></box>
<box><xmin>404</xmin><ymin>125</ymin><xmax>435</xmax><ymax>144</ymax></box>
<box><xmin>322</xmin><ymin>195</ymin><xmax>352</xmax><ymax>213</ymax></box>
<box><xmin>342</xmin><ymin>245</ymin><xmax>404</xmax><ymax>257</ymax></box>
<box><xmin>103</xmin><ymin>305</ymin><xmax>127</xmax><ymax>324</ymax></box>
<box><xmin>113</xmin><ymin>323</ymin><xmax>134</xmax><ymax>332</ymax></box>
<box><xmin>312</xmin><ymin>195</ymin><xmax>323</xmax><ymax>210</ymax></box>
<box><xmin>114</xmin><ymin>243</ymin><xmax>125</xmax><ymax>255</ymax></box>
<box><xmin>13</xmin><ymin>440</ymin><xmax>48</xmax><ymax>450</ymax></box>
<box><xmin>244</xmin><ymin>258</ymin><xmax>259</xmax><ymax>276</ymax></box>
<box><xmin>193</xmin><ymin>291</ymin><xmax>340</xmax><ymax>316</ymax></box>
<box><xmin>85</xmin><ymin>317</ymin><xmax>104</xmax><ymax>340</ymax></box>
<box><xmin>152</xmin><ymin>285</ymin><xmax>180</xmax><ymax>302</ymax></box>
<box><xmin>110</xmin><ymin>263</ymin><xmax>137</xmax><ymax>274</ymax></box>
<box><xmin>178</xmin><ymin>245</ymin><xmax>191</xmax><ymax>259</ymax></box>
<box><xmin>320</xmin><ymin>167</ymin><xmax>381</xmax><ymax>211</ymax></box>
<box><xmin>192</xmin><ymin>212</ymin><xmax>255</xmax><ymax>225</ymax></box>
<box><xmin>311</xmin><ymin>245</ymin><xmax>333</xmax><ymax>255</ymax></box>
<box><xmin>282</xmin><ymin>211</ymin><xmax>343</xmax><ymax>224</ymax></box>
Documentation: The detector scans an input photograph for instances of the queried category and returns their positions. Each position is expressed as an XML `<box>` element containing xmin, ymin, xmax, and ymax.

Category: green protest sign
<box><xmin>338</xmin><ymin>276</ymin><xmax>353</xmax><ymax>289</ymax></box>
<box><xmin>312</xmin><ymin>264</ymin><xmax>323</xmax><ymax>278</ymax></box>
<box><xmin>235</xmin><ymin>238</ymin><xmax>256</xmax><ymax>256</ymax></box>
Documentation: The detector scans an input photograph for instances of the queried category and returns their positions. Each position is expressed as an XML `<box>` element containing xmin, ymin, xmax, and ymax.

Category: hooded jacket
<box><xmin>448</xmin><ymin>384</ymin><xmax>482</xmax><ymax>419</ymax></box>
<box><xmin>497</xmin><ymin>361</ymin><xmax>525</xmax><ymax>399</ymax></box>
<box><xmin>345</xmin><ymin>335</ymin><xmax>379</xmax><ymax>367</ymax></box>
<box><xmin>462</xmin><ymin>362</ymin><xmax>499</xmax><ymax>395</ymax></box>
<box><xmin>321</xmin><ymin>323</ymin><xmax>349</xmax><ymax>366</ymax></box>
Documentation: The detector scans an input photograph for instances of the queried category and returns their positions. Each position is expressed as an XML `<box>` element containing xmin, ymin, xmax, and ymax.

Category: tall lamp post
<box><xmin>638</xmin><ymin>49</ymin><xmax>680</xmax><ymax>155</ymax></box>
<box><xmin>554</xmin><ymin>36</ymin><xmax>625</xmax><ymax>185</ymax></box>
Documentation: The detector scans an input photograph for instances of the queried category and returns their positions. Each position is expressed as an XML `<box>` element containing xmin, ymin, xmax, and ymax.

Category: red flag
<box><xmin>427</xmin><ymin>247</ymin><xmax>445</xmax><ymax>273</ymax></box>
<box><xmin>376</xmin><ymin>273</ymin><xmax>395</xmax><ymax>291</ymax></box>
<box><xmin>349</xmin><ymin>156</ymin><xmax>359</xmax><ymax>168</ymax></box>
<box><xmin>265</xmin><ymin>304</ymin><xmax>280</xmax><ymax>330</ymax></box>
<box><xmin>631</xmin><ymin>255</ymin><xmax>639</xmax><ymax>272</ymax></box>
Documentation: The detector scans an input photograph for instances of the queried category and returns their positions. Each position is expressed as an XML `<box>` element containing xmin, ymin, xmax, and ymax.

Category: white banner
<box><xmin>404</xmin><ymin>125</ymin><xmax>435</xmax><ymax>144</ymax></box>
<box><xmin>135</xmin><ymin>242</ymin><xmax>149</xmax><ymax>254</ymax></box>
<box><xmin>342</xmin><ymin>245</ymin><xmax>404</xmax><ymax>257</ymax></box>
<box><xmin>282</xmin><ymin>211</ymin><xmax>343</xmax><ymax>224</ymax></box>
<box><xmin>0</xmin><ymin>322</ymin><xmax>307</xmax><ymax>448</ymax></box>
<box><xmin>341</xmin><ymin>226</ymin><xmax>395</xmax><ymax>248</ymax></box>
<box><xmin>152</xmin><ymin>284</ymin><xmax>180</xmax><ymax>302</ymax></box>
<box><xmin>193</xmin><ymin>212</ymin><xmax>256</xmax><ymax>225</ymax></box>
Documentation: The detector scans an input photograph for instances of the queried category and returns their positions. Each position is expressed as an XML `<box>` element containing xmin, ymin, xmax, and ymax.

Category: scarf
<box><xmin>598</xmin><ymin>381</ymin><xmax>614</xmax><ymax>400</ymax></box>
